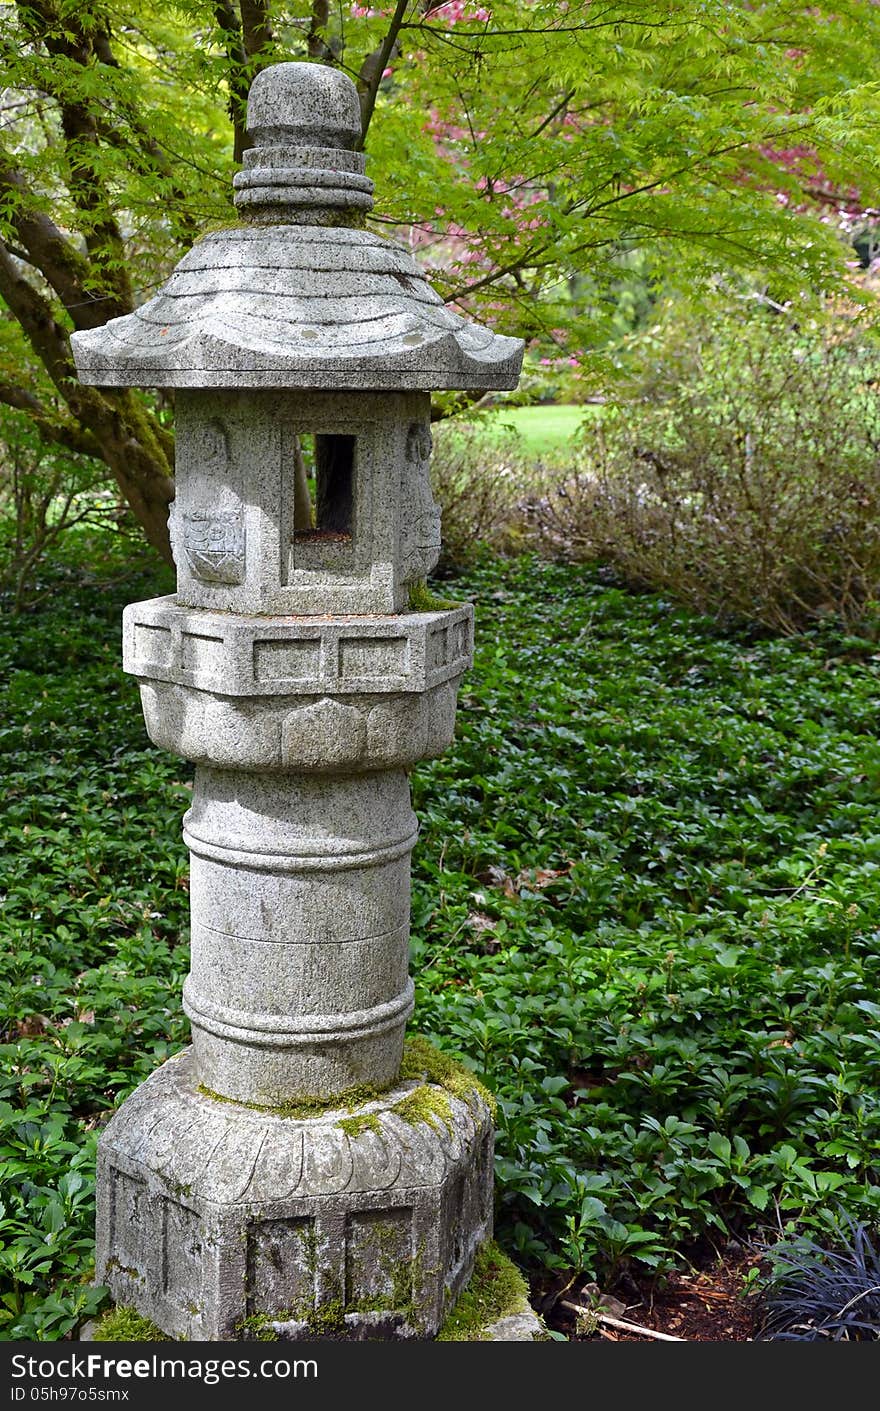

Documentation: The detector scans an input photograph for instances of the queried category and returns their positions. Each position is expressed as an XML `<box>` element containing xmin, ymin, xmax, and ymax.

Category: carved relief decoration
<box><xmin>176</xmin><ymin>420</ymin><xmax>246</xmax><ymax>584</ymax></box>
<box><xmin>400</xmin><ymin>422</ymin><xmax>441</xmax><ymax>584</ymax></box>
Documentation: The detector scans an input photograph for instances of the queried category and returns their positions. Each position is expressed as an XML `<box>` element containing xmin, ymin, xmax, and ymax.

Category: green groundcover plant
<box><xmin>2</xmin><ymin>538</ymin><xmax>880</xmax><ymax>1338</ymax></box>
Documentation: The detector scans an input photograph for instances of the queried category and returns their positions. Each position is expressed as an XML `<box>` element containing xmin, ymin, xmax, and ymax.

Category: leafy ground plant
<box><xmin>3</xmin><ymin>542</ymin><xmax>880</xmax><ymax>1336</ymax></box>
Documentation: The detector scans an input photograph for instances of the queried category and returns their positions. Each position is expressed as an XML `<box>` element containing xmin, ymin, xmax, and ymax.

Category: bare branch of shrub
<box><xmin>531</xmin><ymin>308</ymin><xmax>880</xmax><ymax>634</ymax></box>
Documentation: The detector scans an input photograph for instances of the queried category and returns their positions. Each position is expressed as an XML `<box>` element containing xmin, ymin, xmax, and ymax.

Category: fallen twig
<box><xmin>561</xmin><ymin>1300</ymin><xmax>687</xmax><ymax>1342</ymax></box>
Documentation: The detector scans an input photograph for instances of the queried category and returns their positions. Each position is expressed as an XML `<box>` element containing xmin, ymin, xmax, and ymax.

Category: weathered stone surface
<box><xmin>123</xmin><ymin>597</ymin><xmax>473</xmax><ymax>698</ymax></box>
<box><xmin>137</xmin><ymin>680</ymin><xmax>463</xmax><ymax>773</ymax></box>
<box><xmin>70</xmin><ymin>64</ymin><xmax>523</xmax><ymax>392</ymax></box>
<box><xmin>162</xmin><ymin>389</ymin><xmax>448</xmax><ymax>615</ymax></box>
<box><xmin>78</xmin><ymin>58</ymin><xmax>521</xmax><ymax>1341</ymax></box>
<box><xmin>181</xmin><ymin>766</ymin><xmax>416</xmax><ymax>1104</ymax></box>
<box><xmin>123</xmin><ymin>594</ymin><xmax>472</xmax><ymax>772</ymax></box>
<box><xmin>96</xmin><ymin>1047</ymin><xmax>494</xmax><ymax>1342</ymax></box>
<box><xmin>483</xmin><ymin>1312</ymin><xmax>546</xmax><ymax>1341</ymax></box>
<box><xmin>245</xmin><ymin>62</ymin><xmax>362</xmax><ymax>153</ymax></box>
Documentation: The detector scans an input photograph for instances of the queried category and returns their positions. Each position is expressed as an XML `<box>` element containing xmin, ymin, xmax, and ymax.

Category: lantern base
<box><xmin>95</xmin><ymin>1045</ymin><xmax>494</xmax><ymax>1341</ymax></box>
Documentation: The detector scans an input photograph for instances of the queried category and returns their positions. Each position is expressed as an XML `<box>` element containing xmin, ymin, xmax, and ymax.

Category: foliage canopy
<box><xmin>2</xmin><ymin>2</ymin><xmax>880</xmax><ymax>554</ymax></box>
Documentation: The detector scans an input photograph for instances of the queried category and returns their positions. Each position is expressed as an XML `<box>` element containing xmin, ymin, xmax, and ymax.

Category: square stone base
<box><xmin>96</xmin><ymin>1047</ymin><xmax>494</xmax><ymax>1340</ymax></box>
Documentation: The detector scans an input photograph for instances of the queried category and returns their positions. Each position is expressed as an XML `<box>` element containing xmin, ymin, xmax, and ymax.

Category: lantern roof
<box><xmin>71</xmin><ymin>63</ymin><xmax>523</xmax><ymax>392</ymax></box>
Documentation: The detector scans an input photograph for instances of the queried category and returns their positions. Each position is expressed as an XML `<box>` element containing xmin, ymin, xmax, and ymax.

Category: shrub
<box><xmin>0</xmin><ymin>411</ymin><xmax>124</xmax><ymax>613</ymax></box>
<box><xmin>532</xmin><ymin>304</ymin><xmax>880</xmax><ymax>633</ymax></box>
<box><xmin>429</xmin><ymin>415</ymin><xmax>531</xmax><ymax>571</ymax></box>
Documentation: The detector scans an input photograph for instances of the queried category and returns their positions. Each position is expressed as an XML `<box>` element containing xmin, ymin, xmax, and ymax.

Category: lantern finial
<box><xmin>233</xmin><ymin>61</ymin><xmax>373</xmax><ymax>223</ymax></box>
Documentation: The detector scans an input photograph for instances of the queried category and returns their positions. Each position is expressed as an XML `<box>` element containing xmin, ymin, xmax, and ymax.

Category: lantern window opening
<box><xmin>293</xmin><ymin>432</ymin><xmax>355</xmax><ymax>544</ymax></box>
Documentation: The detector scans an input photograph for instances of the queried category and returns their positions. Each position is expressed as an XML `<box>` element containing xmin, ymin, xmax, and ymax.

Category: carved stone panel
<box><xmin>246</xmin><ymin>1218</ymin><xmax>316</xmax><ymax>1318</ymax></box>
<box><xmin>182</xmin><ymin>508</ymin><xmax>246</xmax><ymax>584</ymax></box>
<box><xmin>171</xmin><ymin>418</ymin><xmax>246</xmax><ymax>585</ymax></box>
<box><xmin>163</xmin><ymin>1201</ymin><xmax>203</xmax><ymax>1307</ymax></box>
<box><xmin>345</xmin><ymin>1208</ymin><xmax>413</xmax><ymax>1309</ymax></box>
<box><xmin>110</xmin><ymin>1171</ymin><xmax>150</xmax><ymax>1278</ymax></box>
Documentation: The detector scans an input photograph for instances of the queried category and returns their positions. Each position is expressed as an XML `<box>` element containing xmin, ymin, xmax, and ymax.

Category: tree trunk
<box><xmin>89</xmin><ymin>391</ymin><xmax>176</xmax><ymax>564</ymax></box>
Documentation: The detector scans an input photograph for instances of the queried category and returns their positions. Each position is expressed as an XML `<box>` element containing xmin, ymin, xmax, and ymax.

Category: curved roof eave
<box><xmin>70</xmin><ymin>226</ymin><xmax>524</xmax><ymax>392</ymax></box>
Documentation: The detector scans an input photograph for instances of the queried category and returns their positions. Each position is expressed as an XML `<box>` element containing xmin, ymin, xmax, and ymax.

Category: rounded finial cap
<box><xmin>246</xmin><ymin>62</ymin><xmax>362</xmax><ymax>150</ymax></box>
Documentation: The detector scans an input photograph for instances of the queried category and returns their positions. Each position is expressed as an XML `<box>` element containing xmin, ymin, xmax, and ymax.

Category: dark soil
<box><xmin>538</xmin><ymin>1242</ymin><xmax>766</xmax><ymax>1342</ymax></box>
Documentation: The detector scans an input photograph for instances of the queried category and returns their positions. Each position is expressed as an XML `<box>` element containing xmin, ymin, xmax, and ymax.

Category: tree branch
<box><xmin>89</xmin><ymin>113</ymin><xmax>201</xmax><ymax>245</ymax></box>
<box><xmin>307</xmin><ymin>0</ymin><xmax>337</xmax><ymax>61</ymax></box>
<box><xmin>0</xmin><ymin>161</ymin><xmax>111</xmax><ymax>330</ymax></box>
<box><xmin>0</xmin><ymin>379</ymin><xmax>103</xmax><ymax>459</ymax></box>
<box><xmin>214</xmin><ymin>1</ymin><xmax>275</xmax><ymax>162</ymax></box>
<box><xmin>215</xmin><ymin>0</ymin><xmax>250</xmax><ymax>162</ymax></box>
<box><xmin>529</xmin><ymin>89</ymin><xmax>576</xmax><ymax>141</ymax></box>
<box><xmin>0</xmin><ymin>242</ymin><xmax>81</xmax><ymax>394</ymax></box>
<box><xmin>240</xmin><ymin>0</ymin><xmax>273</xmax><ymax>58</ymax></box>
<box><xmin>356</xmin><ymin>0</ymin><xmax>411</xmax><ymax>146</ymax></box>
<box><xmin>15</xmin><ymin>0</ymin><xmax>134</xmax><ymax>319</ymax></box>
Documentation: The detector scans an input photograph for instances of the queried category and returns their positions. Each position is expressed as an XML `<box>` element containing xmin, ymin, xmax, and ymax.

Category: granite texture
<box><xmin>74</xmin><ymin>59</ymin><xmax>520</xmax><ymax>1341</ymax></box>
<box><xmin>96</xmin><ymin>1047</ymin><xmax>494</xmax><ymax>1342</ymax></box>
<box><xmin>69</xmin><ymin>66</ymin><xmax>523</xmax><ymax>392</ymax></box>
<box><xmin>69</xmin><ymin>229</ymin><xmax>524</xmax><ymax>389</ymax></box>
<box><xmin>166</xmin><ymin>389</ymin><xmax>445</xmax><ymax>616</ymax></box>
<box><xmin>123</xmin><ymin>595</ymin><xmax>473</xmax><ymax>771</ymax></box>
<box><xmin>123</xmin><ymin>598</ymin><xmax>473</xmax><ymax>696</ymax></box>
<box><xmin>182</xmin><ymin>765</ymin><xmax>416</xmax><ymax>1104</ymax></box>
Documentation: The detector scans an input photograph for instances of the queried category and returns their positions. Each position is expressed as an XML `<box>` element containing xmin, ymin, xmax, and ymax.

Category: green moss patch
<box><xmin>90</xmin><ymin>1306</ymin><xmax>171</xmax><ymax>1341</ymax></box>
<box><xmin>198</xmin><ymin>1036</ymin><xmax>494</xmax><ymax>1133</ymax></box>
<box><xmin>407</xmin><ymin>579</ymin><xmax>464</xmax><ymax>613</ymax></box>
<box><xmin>437</xmin><ymin>1242</ymin><xmax>533</xmax><ymax>1341</ymax></box>
<box><xmin>196</xmin><ymin>1080</ymin><xmax>383</xmax><ymax>1121</ymax></box>
<box><xmin>238</xmin><ymin>1312</ymin><xmax>280</xmax><ymax>1341</ymax></box>
<box><xmin>391</xmin><ymin>1084</ymin><xmax>454</xmax><ymax>1132</ymax></box>
<box><xmin>400</xmin><ymin>1035</ymin><xmax>497</xmax><ymax>1123</ymax></box>
<box><xmin>336</xmin><ymin>1111</ymin><xmax>382</xmax><ymax>1138</ymax></box>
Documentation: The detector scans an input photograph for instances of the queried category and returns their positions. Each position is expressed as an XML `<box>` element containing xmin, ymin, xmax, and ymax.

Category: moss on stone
<box><xmin>437</xmin><ymin>1242</ymin><xmax>532</xmax><ymax>1341</ymax></box>
<box><xmin>400</xmin><ymin>1035</ymin><xmax>498</xmax><ymax>1123</ymax></box>
<box><xmin>195</xmin><ymin>1036</ymin><xmax>494</xmax><ymax>1130</ymax></box>
<box><xmin>304</xmin><ymin>1298</ymin><xmax>346</xmax><ymax>1336</ymax></box>
<box><xmin>391</xmin><ymin>1084</ymin><xmax>454</xmax><ymax>1133</ymax></box>
<box><xmin>407</xmin><ymin>579</ymin><xmax>464</xmax><ymax>613</ymax></box>
<box><xmin>345</xmin><ymin>1231</ymin><xmax>431</xmax><ymax>1333</ymax></box>
<box><xmin>337</xmin><ymin>1111</ymin><xmax>382</xmax><ymax>1138</ymax></box>
<box><xmin>90</xmin><ymin>1307</ymin><xmax>172</xmax><ymax>1342</ymax></box>
<box><xmin>197</xmin><ymin>1080</ymin><xmax>383</xmax><ymax>1121</ymax></box>
<box><xmin>238</xmin><ymin>1312</ymin><xmax>281</xmax><ymax>1341</ymax></box>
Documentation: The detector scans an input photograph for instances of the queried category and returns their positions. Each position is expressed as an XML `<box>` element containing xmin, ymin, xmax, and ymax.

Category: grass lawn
<box><xmin>2</xmin><ymin>541</ymin><xmax>880</xmax><ymax>1338</ymax></box>
<box><xmin>486</xmin><ymin>402</ymin><xmax>593</xmax><ymax>454</ymax></box>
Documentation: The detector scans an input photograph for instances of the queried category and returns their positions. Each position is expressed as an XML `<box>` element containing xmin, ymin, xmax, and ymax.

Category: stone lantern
<box><xmin>71</xmin><ymin>62</ymin><xmax>522</xmax><ymax>1341</ymax></box>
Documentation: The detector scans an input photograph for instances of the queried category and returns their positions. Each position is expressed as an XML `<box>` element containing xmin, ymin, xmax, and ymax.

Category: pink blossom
<box><xmin>427</xmin><ymin>0</ymin><xmax>491</xmax><ymax>23</ymax></box>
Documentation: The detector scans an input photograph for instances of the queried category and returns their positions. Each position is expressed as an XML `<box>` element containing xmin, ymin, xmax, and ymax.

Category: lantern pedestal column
<box><xmin>181</xmin><ymin>763</ymin><xmax>417</xmax><ymax>1106</ymax></box>
<box><xmin>93</xmin><ymin>601</ymin><xmax>495</xmax><ymax>1340</ymax></box>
